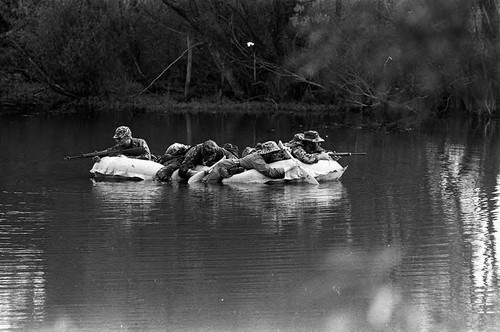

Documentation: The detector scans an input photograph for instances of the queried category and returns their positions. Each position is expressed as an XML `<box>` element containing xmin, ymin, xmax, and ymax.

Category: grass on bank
<box><xmin>0</xmin><ymin>78</ymin><xmax>420</xmax><ymax>131</ymax></box>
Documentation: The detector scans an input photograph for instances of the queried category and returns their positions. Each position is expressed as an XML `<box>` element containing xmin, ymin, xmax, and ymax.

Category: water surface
<box><xmin>1</xmin><ymin>111</ymin><xmax>500</xmax><ymax>331</ymax></box>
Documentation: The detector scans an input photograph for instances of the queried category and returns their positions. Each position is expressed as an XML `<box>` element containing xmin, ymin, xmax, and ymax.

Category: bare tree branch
<box><xmin>136</xmin><ymin>41</ymin><xmax>203</xmax><ymax>95</ymax></box>
<box><xmin>7</xmin><ymin>37</ymin><xmax>77</xmax><ymax>98</ymax></box>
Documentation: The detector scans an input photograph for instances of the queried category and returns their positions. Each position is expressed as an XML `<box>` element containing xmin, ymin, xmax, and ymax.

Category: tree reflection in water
<box><xmin>0</xmin><ymin>201</ymin><xmax>46</xmax><ymax>330</ymax></box>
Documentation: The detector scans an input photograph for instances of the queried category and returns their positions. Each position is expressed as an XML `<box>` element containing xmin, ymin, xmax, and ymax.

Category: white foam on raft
<box><xmin>90</xmin><ymin>156</ymin><xmax>164</xmax><ymax>181</ymax></box>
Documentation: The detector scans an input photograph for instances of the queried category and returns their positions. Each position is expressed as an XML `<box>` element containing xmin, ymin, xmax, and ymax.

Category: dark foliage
<box><xmin>1</xmin><ymin>0</ymin><xmax>500</xmax><ymax>121</ymax></box>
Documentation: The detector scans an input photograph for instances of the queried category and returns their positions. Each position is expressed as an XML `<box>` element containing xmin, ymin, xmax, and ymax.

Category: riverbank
<box><xmin>0</xmin><ymin>79</ymin><xmax>419</xmax><ymax>131</ymax></box>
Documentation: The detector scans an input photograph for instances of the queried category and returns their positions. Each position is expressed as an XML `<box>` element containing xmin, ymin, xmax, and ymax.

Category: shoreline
<box><xmin>0</xmin><ymin>82</ymin><xmax>418</xmax><ymax>131</ymax></box>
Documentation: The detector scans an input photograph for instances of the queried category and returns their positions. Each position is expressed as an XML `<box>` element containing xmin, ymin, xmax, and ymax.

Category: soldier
<box><xmin>178</xmin><ymin>140</ymin><xmax>236</xmax><ymax>180</ymax></box>
<box><xmin>205</xmin><ymin>141</ymin><xmax>297</xmax><ymax>183</ymax></box>
<box><xmin>287</xmin><ymin>130</ymin><xmax>337</xmax><ymax>164</ymax></box>
<box><xmin>155</xmin><ymin>143</ymin><xmax>191</xmax><ymax>182</ymax></box>
<box><xmin>93</xmin><ymin>126</ymin><xmax>151</xmax><ymax>162</ymax></box>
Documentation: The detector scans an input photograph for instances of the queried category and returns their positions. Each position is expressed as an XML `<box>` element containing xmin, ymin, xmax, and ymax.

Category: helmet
<box><xmin>258</xmin><ymin>141</ymin><xmax>281</xmax><ymax>155</ymax></box>
<box><xmin>113</xmin><ymin>126</ymin><xmax>132</xmax><ymax>140</ymax></box>
<box><xmin>166</xmin><ymin>143</ymin><xmax>190</xmax><ymax>155</ymax></box>
<box><xmin>297</xmin><ymin>130</ymin><xmax>324</xmax><ymax>142</ymax></box>
<box><xmin>223</xmin><ymin>143</ymin><xmax>239</xmax><ymax>158</ymax></box>
<box><xmin>242</xmin><ymin>147</ymin><xmax>257</xmax><ymax>157</ymax></box>
<box><xmin>202</xmin><ymin>140</ymin><xmax>218</xmax><ymax>158</ymax></box>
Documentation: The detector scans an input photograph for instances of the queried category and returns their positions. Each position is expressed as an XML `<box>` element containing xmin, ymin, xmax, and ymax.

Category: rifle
<box><xmin>187</xmin><ymin>156</ymin><xmax>227</xmax><ymax>184</ymax></box>
<box><xmin>329</xmin><ymin>152</ymin><xmax>367</xmax><ymax>157</ymax></box>
<box><xmin>64</xmin><ymin>147</ymin><xmax>146</xmax><ymax>160</ymax></box>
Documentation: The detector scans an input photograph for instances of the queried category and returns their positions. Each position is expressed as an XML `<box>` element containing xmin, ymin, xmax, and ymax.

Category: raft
<box><xmin>90</xmin><ymin>155</ymin><xmax>164</xmax><ymax>181</ymax></box>
<box><xmin>90</xmin><ymin>155</ymin><xmax>347</xmax><ymax>183</ymax></box>
<box><xmin>172</xmin><ymin>158</ymin><xmax>347</xmax><ymax>183</ymax></box>
<box><xmin>190</xmin><ymin>158</ymin><xmax>347</xmax><ymax>184</ymax></box>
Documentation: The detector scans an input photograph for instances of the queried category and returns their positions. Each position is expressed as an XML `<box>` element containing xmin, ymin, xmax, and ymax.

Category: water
<box><xmin>1</xmin><ymin>111</ymin><xmax>500</xmax><ymax>331</ymax></box>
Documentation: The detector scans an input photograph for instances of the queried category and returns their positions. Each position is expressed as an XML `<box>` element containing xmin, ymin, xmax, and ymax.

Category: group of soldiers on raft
<box><xmin>98</xmin><ymin>125</ymin><xmax>340</xmax><ymax>182</ymax></box>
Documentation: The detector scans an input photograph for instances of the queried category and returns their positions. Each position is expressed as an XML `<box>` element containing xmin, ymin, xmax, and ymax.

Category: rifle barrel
<box><xmin>64</xmin><ymin>147</ymin><xmax>145</xmax><ymax>160</ymax></box>
<box><xmin>331</xmin><ymin>152</ymin><xmax>367</xmax><ymax>156</ymax></box>
<box><xmin>64</xmin><ymin>154</ymin><xmax>83</xmax><ymax>160</ymax></box>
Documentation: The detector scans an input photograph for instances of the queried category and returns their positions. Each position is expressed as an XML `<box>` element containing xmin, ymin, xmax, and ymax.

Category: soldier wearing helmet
<box><xmin>154</xmin><ymin>143</ymin><xmax>191</xmax><ymax>182</ymax></box>
<box><xmin>286</xmin><ymin>130</ymin><xmax>336</xmax><ymax>164</ymax></box>
<box><xmin>93</xmin><ymin>126</ymin><xmax>151</xmax><ymax>162</ymax></box>
<box><xmin>205</xmin><ymin>141</ymin><xmax>298</xmax><ymax>183</ymax></box>
<box><xmin>177</xmin><ymin>139</ymin><xmax>238</xmax><ymax>180</ymax></box>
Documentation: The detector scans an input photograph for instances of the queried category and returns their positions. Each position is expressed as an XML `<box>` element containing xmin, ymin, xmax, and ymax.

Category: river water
<box><xmin>1</xmin><ymin>110</ymin><xmax>500</xmax><ymax>331</ymax></box>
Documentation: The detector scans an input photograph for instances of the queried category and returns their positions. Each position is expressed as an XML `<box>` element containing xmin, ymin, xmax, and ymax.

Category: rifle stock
<box><xmin>65</xmin><ymin>147</ymin><xmax>145</xmax><ymax>160</ymax></box>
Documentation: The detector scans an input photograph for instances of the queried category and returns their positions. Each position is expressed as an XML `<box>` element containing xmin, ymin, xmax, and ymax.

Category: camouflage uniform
<box><xmin>155</xmin><ymin>143</ymin><xmax>191</xmax><ymax>181</ymax></box>
<box><xmin>106</xmin><ymin>126</ymin><xmax>151</xmax><ymax>160</ymax></box>
<box><xmin>242</xmin><ymin>142</ymin><xmax>287</xmax><ymax>160</ymax></box>
<box><xmin>178</xmin><ymin>140</ymin><xmax>236</xmax><ymax>179</ymax></box>
<box><xmin>111</xmin><ymin>138</ymin><xmax>151</xmax><ymax>160</ymax></box>
<box><xmin>222</xmin><ymin>143</ymin><xmax>239</xmax><ymax>158</ymax></box>
<box><xmin>205</xmin><ymin>141</ymin><xmax>286</xmax><ymax>182</ymax></box>
<box><xmin>286</xmin><ymin>131</ymin><xmax>329</xmax><ymax>164</ymax></box>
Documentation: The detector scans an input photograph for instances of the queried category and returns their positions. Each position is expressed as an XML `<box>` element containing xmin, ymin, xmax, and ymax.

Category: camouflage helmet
<box><xmin>223</xmin><ymin>143</ymin><xmax>239</xmax><ymax>158</ymax></box>
<box><xmin>202</xmin><ymin>140</ymin><xmax>218</xmax><ymax>157</ymax></box>
<box><xmin>166</xmin><ymin>143</ymin><xmax>190</xmax><ymax>155</ymax></box>
<box><xmin>258</xmin><ymin>141</ymin><xmax>281</xmax><ymax>155</ymax></box>
<box><xmin>113</xmin><ymin>126</ymin><xmax>132</xmax><ymax>140</ymax></box>
<box><xmin>297</xmin><ymin>130</ymin><xmax>324</xmax><ymax>142</ymax></box>
<box><xmin>242</xmin><ymin>147</ymin><xmax>256</xmax><ymax>157</ymax></box>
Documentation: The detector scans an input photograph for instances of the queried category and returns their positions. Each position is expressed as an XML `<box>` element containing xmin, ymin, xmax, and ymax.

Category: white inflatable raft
<box><xmin>195</xmin><ymin>158</ymin><xmax>346</xmax><ymax>184</ymax></box>
<box><xmin>90</xmin><ymin>156</ymin><xmax>347</xmax><ymax>183</ymax></box>
<box><xmin>172</xmin><ymin>158</ymin><xmax>347</xmax><ymax>183</ymax></box>
<box><xmin>90</xmin><ymin>156</ymin><xmax>164</xmax><ymax>181</ymax></box>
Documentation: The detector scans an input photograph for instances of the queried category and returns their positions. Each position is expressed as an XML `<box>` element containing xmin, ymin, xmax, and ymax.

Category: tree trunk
<box><xmin>184</xmin><ymin>35</ymin><xmax>192</xmax><ymax>99</ymax></box>
<box><xmin>210</xmin><ymin>48</ymin><xmax>244</xmax><ymax>98</ymax></box>
<box><xmin>479</xmin><ymin>0</ymin><xmax>500</xmax><ymax>40</ymax></box>
<box><xmin>335</xmin><ymin>0</ymin><xmax>342</xmax><ymax>18</ymax></box>
<box><xmin>0</xmin><ymin>13</ymin><xmax>10</xmax><ymax>33</ymax></box>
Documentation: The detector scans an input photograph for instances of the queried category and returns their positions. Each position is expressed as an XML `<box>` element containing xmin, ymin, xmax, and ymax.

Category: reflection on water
<box><xmin>2</xmin><ymin>114</ymin><xmax>500</xmax><ymax>330</ymax></box>
<box><xmin>220</xmin><ymin>181</ymin><xmax>349</xmax><ymax>235</ymax></box>
<box><xmin>416</xmin><ymin>135</ymin><xmax>500</xmax><ymax>330</ymax></box>
<box><xmin>90</xmin><ymin>180</ymin><xmax>167</xmax><ymax>229</ymax></box>
<box><xmin>0</xmin><ymin>247</ymin><xmax>45</xmax><ymax>330</ymax></box>
<box><xmin>20</xmin><ymin>180</ymin><xmax>353</xmax><ymax>331</ymax></box>
<box><xmin>0</xmin><ymin>193</ymin><xmax>47</xmax><ymax>330</ymax></box>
